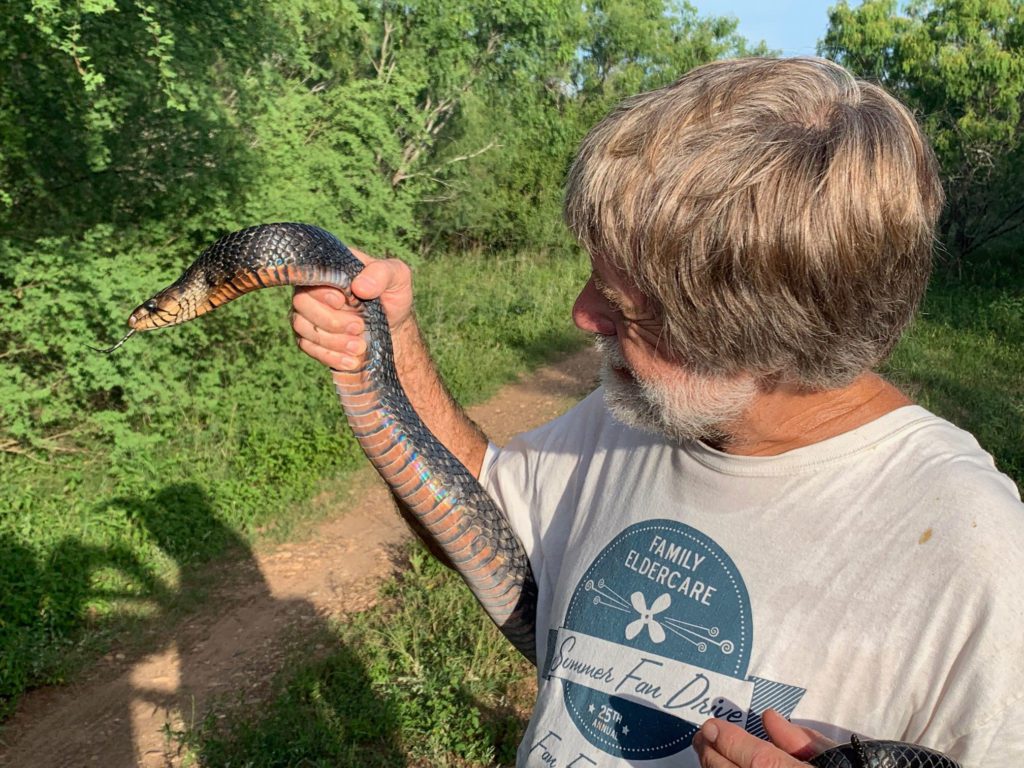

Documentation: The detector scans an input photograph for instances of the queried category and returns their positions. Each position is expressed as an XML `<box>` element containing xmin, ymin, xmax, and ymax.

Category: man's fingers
<box><xmin>762</xmin><ymin>710</ymin><xmax>835</xmax><ymax>761</ymax></box>
<box><xmin>698</xmin><ymin>719</ymin><xmax>806</xmax><ymax>768</ymax></box>
<box><xmin>692</xmin><ymin>732</ymin><xmax>726</xmax><ymax>768</ymax></box>
<box><xmin>692</xmin><ymin>714</ymin><xmax>834</xmax><ymax>768</ymax></box>
<box><xmin>290</xmin><ymin>312</ymin><xmax>366</xmax><ymax>368</ymax></box>
<box><xmin>295</xmin><ymin>336</ymin><xmax>361</xmax><ymax>372</ymax></box>
<box><xmin>292</xmin><ymin>289</ymin><xmax>364</xmax><ymax>334</ymax></box>
<box><xmin>290</xmin><ymin>253</ymin><xmax>414</xmax><ymax>373</ymax></box>
<box><xmin>351</xmin><ymin>258</ymin><xmax>412</xmax><ymax>303</ymax></box>
<box><xmin>294</xmin><ymin>285</ymin><xmax>351</xmax><ymax>310</ymax></box>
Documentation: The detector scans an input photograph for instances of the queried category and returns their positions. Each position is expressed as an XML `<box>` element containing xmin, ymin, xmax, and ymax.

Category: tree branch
<box><xmin>392</xmin><ymin>141</ymin><xmax>500</xmax><ymax>186</ymax></box>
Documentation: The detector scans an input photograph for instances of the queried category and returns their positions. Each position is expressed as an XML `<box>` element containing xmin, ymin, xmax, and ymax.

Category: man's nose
<box><xmin>572</xmin><ymin>278</ymin><xmax>616</xmax><ymax>335</ymax></box>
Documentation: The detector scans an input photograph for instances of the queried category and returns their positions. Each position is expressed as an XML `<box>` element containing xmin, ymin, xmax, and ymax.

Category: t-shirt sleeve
<box><xmin>479</xmin><ymin>388</ymin><xmax>609</xmax><ymax>574</ymax></box>
<box><xmin>480</xmin><ymin>438</ymin><xmax>541</xmax><ymax>565</ymax></box>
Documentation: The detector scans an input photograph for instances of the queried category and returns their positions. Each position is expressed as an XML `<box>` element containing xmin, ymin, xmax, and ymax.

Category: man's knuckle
<box><xmin>749</xmin><ymin>747</ymin><xmax>795</xmax><ymax>768</ymax></box>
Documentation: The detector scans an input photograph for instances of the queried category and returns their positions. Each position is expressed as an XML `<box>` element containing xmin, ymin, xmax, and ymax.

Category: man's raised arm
<box><xmin>290</xmin><ymin>250</ymin><xmax>489</xmax><ymax>563</ymax></box>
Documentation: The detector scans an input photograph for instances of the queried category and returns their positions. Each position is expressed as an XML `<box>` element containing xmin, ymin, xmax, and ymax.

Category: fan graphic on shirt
<box><xmin>585</xmin><ymin>579</ymin><xmax>735</xmax><ymax>653</ymax></box>
<box><xmin>626</xmin><ymin>591</ymin><xmax>671</xmax><ymax>642</ymax></box>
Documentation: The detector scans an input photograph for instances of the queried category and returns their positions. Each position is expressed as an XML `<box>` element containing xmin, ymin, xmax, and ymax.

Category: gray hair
<box><xmin>564</xmin><ymin>57</ymin><xmax>944</xmax><ymax>389</ymax></box>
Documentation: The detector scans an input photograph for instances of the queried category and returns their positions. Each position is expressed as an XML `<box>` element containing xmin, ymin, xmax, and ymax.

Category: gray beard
<box><xmin>593</xmin><ymin>336</ymin><xmax>756</xmax><ymax>446</ymax></box>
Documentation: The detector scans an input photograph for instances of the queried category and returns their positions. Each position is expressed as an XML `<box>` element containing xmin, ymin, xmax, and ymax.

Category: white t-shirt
<box><xmin>480</xmin><ymin>389</ymin><xmax>1024</xmax><ymax>767</ymax></box>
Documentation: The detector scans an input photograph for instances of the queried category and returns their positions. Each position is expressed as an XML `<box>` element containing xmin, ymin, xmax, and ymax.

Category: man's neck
<box><xmin>718</xmin><ymin>373</ymin><xmax>913</xmax><ymax>456</ymax></box>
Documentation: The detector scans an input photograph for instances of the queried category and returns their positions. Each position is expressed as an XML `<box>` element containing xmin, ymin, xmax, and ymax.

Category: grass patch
<box><xmin>0</xmin><ymin>248</ymin><xmax>587</xmax><ymax>720</ymax></box>
<box><xmin>883</xmin><ymin>243</ymin><xmax>1024</xmax><ymax>485</ymax></box>
<box><xmin>416</xmin><ymin>249</ymin><xmax>589</xmax><ymax>403</ymax></box>
<box><xmin>179</xmin><ymin>545</ymin><xmax>535</xmax><ymax>767</ymax></box>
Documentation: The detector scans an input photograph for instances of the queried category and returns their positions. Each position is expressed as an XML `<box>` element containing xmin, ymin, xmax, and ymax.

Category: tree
<box><xmin>821</xmin><ymin>0</ymin><xmax>1024</xmax><ymax>257</ymax></box>
<box><xmin>0</xmin><ymin>0</ymin><xmax>306</xmax><ymax>240</ymax></box>
<box><xmin>419</xmin><ymin>0</ymin><xmax>768</xmax><ymax>253</ymax></box>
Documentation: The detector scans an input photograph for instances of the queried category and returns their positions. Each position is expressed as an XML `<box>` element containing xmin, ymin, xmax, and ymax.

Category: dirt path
<box><xmin>0</xmin><ymin>347</ymin><xmax>600</xmax><ymax>768</ymax></box>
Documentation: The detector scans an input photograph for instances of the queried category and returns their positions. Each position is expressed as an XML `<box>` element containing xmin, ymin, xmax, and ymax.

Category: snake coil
<box><xmin>809</xmin><ymin>734</ymin><xmax>960</xmax><ymax>767</ymax></box>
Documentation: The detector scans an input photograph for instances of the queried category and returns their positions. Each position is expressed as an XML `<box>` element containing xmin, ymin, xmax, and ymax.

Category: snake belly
<box><xmin>126</xmin><ymin>222</ymin><xmax>537</xmax><ymax>663</ymax></box>
<box><xmin>809</xmin><ymin>738</ymin><xmax>961</xmax><ymax>768</ymax></box>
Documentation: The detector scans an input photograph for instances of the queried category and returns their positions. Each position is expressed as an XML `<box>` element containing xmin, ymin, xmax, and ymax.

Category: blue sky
<box><xmin>697</xmin><ymin>1</ymin><xmax>846</xmax><ymax>57</ymax></box>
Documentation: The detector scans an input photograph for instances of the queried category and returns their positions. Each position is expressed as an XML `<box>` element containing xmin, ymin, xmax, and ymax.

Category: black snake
<box><xmin>106</xmin><ymin>222</ymin><xmax>961</xmax><ymax>768</ymax></box>
<box><xmin>808</xmin><ymin>735</ymin><xmax>959</xmax><ymax>767</ymax></box>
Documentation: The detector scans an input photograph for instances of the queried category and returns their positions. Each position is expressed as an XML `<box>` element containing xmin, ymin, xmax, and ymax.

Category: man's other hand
<box><xmin>693</xmin><ymin>710</ymin><xmax>836</xmax><ymax>767</ymax></box>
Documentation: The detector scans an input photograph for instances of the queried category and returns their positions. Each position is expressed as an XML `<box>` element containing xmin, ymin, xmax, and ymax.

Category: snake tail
<box><xmin>129</xmin><ymin>222</ymin><xmax>537</xmax><ymax>663</ymax></box>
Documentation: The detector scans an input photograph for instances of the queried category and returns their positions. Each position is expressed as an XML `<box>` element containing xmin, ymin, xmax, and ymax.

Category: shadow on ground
<box><xmin>0</xmin><ymin>482</ymin><xmax>398</xmax><ymax>767</ymax></box>
<box><xmin>1</xmin><ymin>347</ymin><xmax>601</xmax><ymax>766</ymax></box>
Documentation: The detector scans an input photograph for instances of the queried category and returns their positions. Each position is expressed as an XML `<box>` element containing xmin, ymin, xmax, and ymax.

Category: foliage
<box><xmin>0</xmin><ymin>247</ymin><xmax>585</xmax><ymax>718</ymax></box>
<box><xmin>573</xmin><ymin>0</ymin><xmax>770</xmax><ymax>102</ymax></box>
<box><xmin>1</xmin><ymin>0</ymin><xmax>755</xmax><ymax>459</ymax></box>
<box><xmin>424</xmin><ymin>0</ymin><xmax>770</xmax><ymax>253</ymax></box>
<box><xmin>0</xmin><ymin>0</ymin><xmax>286</xmax><ymax>238</ymax></box>
<box><xmin>821</xmin><ymin>0</ymin><xmax>1024</xmax><ymax>256</ymax></box>
<box><xmin>180</xmin><ymin>543</ymin><xmax>535</xmax><ymax>767</ymax></box>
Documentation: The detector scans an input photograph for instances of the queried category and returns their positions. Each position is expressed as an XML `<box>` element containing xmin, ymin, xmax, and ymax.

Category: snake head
<box><xmin>90</xmin><ymin>290</ymin><xmax>183</xmax><ymax>353</ymax></box>
<box><xmin>128</xmin><ymin>288</ymin><xmax>188</xmax><ymax>331</ymax></box>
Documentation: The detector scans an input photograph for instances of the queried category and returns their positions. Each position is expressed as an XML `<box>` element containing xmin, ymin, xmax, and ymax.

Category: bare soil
<box><xmin>0</xmin><ymin>347</ymin><xmax>599</xmax><ymax>768</ymax></box>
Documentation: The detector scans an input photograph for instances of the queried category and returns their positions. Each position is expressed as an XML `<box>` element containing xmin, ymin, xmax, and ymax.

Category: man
<box><xmin>291</xmin><ymin>58</ymin><xmax>1024</xmax><ymax>767</ymax></box>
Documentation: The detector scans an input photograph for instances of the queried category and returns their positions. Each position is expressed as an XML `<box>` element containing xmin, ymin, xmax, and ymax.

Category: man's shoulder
<box><xmin>879</xmin><ymin>406</ymin><xmax>1020</xmax><ymax>504</ymax></box>
<box><xmin>865</xmin><ymin>407</ymin><xmax>1024</xmax><ymax>583</ymax></box>
<box><xmin>505</xmin><ymin>385</ymin><xmax>622</xmax><ymax>450</ymax></box>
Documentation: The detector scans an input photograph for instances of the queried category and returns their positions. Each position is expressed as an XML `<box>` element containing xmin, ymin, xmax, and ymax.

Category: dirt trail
<box><xmin>0</xmin><ymin>347</ymin><xmax>600</xmax><ymax>768</ymax></box>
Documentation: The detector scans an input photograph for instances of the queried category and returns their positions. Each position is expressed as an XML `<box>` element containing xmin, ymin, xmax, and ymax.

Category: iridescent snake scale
<box><xmin>109</xmin><ymin>223</ymin><xmax>960</xmax><ymax>768</ymax></box>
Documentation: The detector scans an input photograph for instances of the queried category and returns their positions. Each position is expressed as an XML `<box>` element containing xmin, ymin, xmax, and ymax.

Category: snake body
<box><xmin>125</xmin><ymin>222</ymin><xmax>537</xmax><ymax>662</ymax></box>
<box><xmin>809</xmin><ymin>735</ymin><xmax>960</xmax><ymax>767</ymax></box>
<box><xmin>124</xmin><ymin>222</ymin><xmax>961</xmax><ymax>767</ymax></box>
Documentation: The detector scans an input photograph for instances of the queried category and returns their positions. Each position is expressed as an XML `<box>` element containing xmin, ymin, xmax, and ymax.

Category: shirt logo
<box><xmin>542</xmin><ymin>520</ymin><xmax>804</xmax><ymax>760</ymax></box>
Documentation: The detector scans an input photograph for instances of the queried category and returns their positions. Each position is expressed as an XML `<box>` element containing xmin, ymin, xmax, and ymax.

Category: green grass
<box><xmin>416</xmin><ymin>249</ymin><xmax>589</xmax><ymax>404</ymax></box>
<box><xmin>882</xmin><ymin>244</ymin><xmax>1024</xmax><ymax>485</ymax></box>
<box><xmin>177</xmin><ymin>545</ymin><xmax>535</xmax><ymax>767</ymax></box>
<box><xmin>0</xmin><ymin>247</ymin><xmax>588</xmax><ymax>720</ymax></box>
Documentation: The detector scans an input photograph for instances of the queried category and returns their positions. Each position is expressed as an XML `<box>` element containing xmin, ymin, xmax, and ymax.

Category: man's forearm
<box><xmin>387</xmin><ymin>317</ymin><xmax>491</xmax><ymax>567</ymax></box>
<box><xmin>390</xmin><ymin>316</ymin><xmax>490</xmax><ymax>479</ymax></box>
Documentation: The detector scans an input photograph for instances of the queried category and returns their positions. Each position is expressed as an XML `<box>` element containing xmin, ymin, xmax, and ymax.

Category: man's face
<box><xmin>572</xmin><ymin>254</ymin><xmax>756</xmax><ymax>445</ymax></box>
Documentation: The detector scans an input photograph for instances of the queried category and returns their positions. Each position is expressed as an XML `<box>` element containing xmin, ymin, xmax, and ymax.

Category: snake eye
<box><xmin>143</xmin><ymin>299</ymin><xmax>159</xmax><ymax>312</ymax></box>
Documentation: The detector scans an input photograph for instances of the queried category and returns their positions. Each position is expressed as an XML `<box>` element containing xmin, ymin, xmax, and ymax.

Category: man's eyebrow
<box><xmin>591</xmin><ymin>273</ymin><xmax>622</xmax><ymax>304</ymax></box>
<box><xmin>592</xmin><ymin>271</ymin><xmax>648</xmax><ymax>318</ymax></box>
